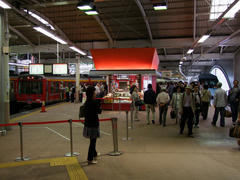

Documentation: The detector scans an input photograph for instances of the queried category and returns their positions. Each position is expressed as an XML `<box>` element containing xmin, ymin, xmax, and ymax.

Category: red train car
<box><xmin>15</xmin><ymin>74</ymin><xmax>105</xmax><ymax>104</ymax></box>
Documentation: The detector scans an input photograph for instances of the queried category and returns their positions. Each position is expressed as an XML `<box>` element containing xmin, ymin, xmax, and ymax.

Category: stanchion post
<box><xmin>122</xmin><ymin>111</ymin><xmax>132</xmax><ymax>141</ymax></box>
<box><xmin>130</xmin><ymin>104</ymin><xmax>134</xmax><ymax>129</ymax></box>
<box><xmin>65</xmin><ymin>119</ymin><xmax>79</xmax><ymax>157</ymax></box>
<box><xmin>108</xmin><ymin>118</ymin><xmax>122</xmax><ymax>156</ymax></box>
<box><xmin>16</xmin><ymin>122</ymin><xmax>30</xmax><ymax>161</ymax></box>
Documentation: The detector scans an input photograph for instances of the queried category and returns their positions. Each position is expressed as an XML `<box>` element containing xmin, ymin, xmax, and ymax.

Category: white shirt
<box><xmin>156</xmin><ymin>92</ymin><xmax>170</xmax><ymax>105</ymax></box>
<box><xmin>214</xmin><ymin>88</ymin><xmax>227</xmax><ymax>107</ymax></box>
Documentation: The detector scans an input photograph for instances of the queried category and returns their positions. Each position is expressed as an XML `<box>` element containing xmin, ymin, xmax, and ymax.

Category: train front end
<box><xmin>16</xmin><ymin>75</ymin><xmax>46</xmax><ymax>104</ymax></box>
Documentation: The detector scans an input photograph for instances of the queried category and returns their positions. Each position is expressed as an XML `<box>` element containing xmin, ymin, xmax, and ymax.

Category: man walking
<box><xmin>228</xmin><ymin>80</ymin><xmax>240</xmax><ymax>123</ymax></box>
<box><xmin>144</xmin><ymin>84</ymin><xmax>156</xmax><ymax>125</ymax></box>
<box><xmin>212</xmin><ymin>82</ymin><xmax>227</xmax><ymax>127</ymax></box>
<box><xmin>156</xmin><ymin>87</ymin><xmax>170</xmax><ymax>126</ymax></box>
<box><xmin>180</xmin><ymin>86</ymin><xmax>195</xmax><ymax>137</ymax></box>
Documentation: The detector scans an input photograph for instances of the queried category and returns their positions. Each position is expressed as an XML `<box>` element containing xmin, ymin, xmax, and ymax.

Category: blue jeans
<box><xmin>212</xmin><ymin>107</ymin><xmax>225</xmax><ymax>127</ymax></box>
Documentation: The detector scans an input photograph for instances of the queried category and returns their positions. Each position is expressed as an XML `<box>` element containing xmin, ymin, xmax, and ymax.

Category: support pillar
<box><xmin>75</xmin><ymin>54</ymin><xmax>80</xmax><ymax>103</ymax></box>
<box><xmin>0</xmin><ymin>10</ymin><xmax>10</xmax><ymax>131</ymax></box>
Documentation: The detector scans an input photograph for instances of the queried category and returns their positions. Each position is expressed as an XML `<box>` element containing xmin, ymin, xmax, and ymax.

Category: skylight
<box><xmin>210</xmin><ymin>0</ymin><xmax>237</xmax><ymax>20</ymax></box>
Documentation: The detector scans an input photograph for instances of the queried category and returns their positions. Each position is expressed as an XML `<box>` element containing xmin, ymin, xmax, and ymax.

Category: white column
<box><xmin>75</xmin><ymin>55</ymin><xmax>80</xmax><ymax>103</ymax></box>
<box><xmin>0</xmin><ymin>10</ymin><xmax>10</xmax><ymax>130</ymax></box>
<box><xmin>57</xmin><ymin>43</ymin><xmax>59</xmax><ymax>63</ymax></box>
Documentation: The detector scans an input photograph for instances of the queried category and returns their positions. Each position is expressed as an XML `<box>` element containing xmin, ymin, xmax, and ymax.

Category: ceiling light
<box><xmin>0</xmin><ymin>0</ymin><xmax>11</xmax><ymax>9</ymax></box>
<box><xmin>187</xmin><ymin>49</ymin><xmax>194</xmax><ymax>54</ymax></box>
<box><xmin>24</xmin><ymin>10</ymin><xmax>55</xmax><ymax>30</ymax></box>
<box><xmin>224</xmin><ymin>1</ymin><xmax>240</xmax><ymax>19</ymax></box>
<box><xmin>77</xmin><ymin>0</ymin><xmax>94</xmax><ymax>11</ymax></box>
<box><xmin>153</xmin><ymin>2</ymin><xmax>167</xmax><ymax>10</ymax></box>
<box><xmin>70</xmin><ymin>46</ymin><xmax>86</xmax><ymax>56</ymax></box>
<box><xmin>198</xmin><ymin>35</ymin><xmax>210</xmax><ymax>43</ymax></box>
<box><xmin>85</xmin><ymin>9</ymin><xmax>98</xmax><ymax>15</ymax></box>
<box><xmin>33</xmin><ymin>27</ymin><xmax>67</xmax><ymax>44</ymax></box>
<box><xmin>77</xmin><ymin>4</ymin><xmax>92</xmax><ymax>10</ymax></box>
<box><xmin>180</xmin><ymin>61</ymin><xmax>183</xmax><ymax>64</ymax></box>
<box><xmin>87</xmin><ymin>56</ymin><xmax>93</xmax><ymax>59</ymax></box>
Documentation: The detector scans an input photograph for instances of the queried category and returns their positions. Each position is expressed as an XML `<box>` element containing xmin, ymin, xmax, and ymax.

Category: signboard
<box><xmin>29</xmin><ymin>64</ymin><xmax>44</xmax><ymax>75</ymax></box>
<box><xmin>53</xmin><ymin>64</ymin><xmax>68</xmax><ymax>74</ymax></box>
<box><xmin>44</xmin><ymin>64</ymin><xmax>52</xmax><ymax>73</ymax></box>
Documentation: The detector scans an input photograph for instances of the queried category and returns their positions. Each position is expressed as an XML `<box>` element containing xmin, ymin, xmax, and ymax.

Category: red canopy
<box><xmin>90</xmin><ymin>48</ymin><xmax>159</xmax><ymax>70</ymax></box>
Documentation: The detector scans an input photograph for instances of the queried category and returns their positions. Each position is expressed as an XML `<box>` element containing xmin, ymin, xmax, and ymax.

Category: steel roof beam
<box><xmin>93</xmin><ymin>15</ymin><xmax>114</xmax><ymax>47</ymax></box>
<box><xmin>134</xmin><ymin>0</ymin><xmax>153</xmax><ymax>43</ymax></box>
<box><xmin>9</xmin><ymin>25</ymin><xmax>34</xmax><ymax>46</ymax></box>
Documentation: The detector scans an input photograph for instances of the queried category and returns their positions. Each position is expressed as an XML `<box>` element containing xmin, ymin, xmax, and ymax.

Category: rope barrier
<box><xmin>95</xmin><ymin>97</ymin><xmax>132</xmax><ymax>101</ymax></box>
<box><xmin>0</xmin><ymin>118</ymin><xmax>112</xmax><ymax>127</ymax></box>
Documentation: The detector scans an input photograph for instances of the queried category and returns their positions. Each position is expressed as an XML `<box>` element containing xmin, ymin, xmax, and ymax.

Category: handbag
<box><xmin>170</xmin><ymin>110</ymin><xmax>176</xmax><ymax>119</ymax></box>
<box><xmin>229</xmin><ymin>122</ymin><xmax>240</xmax><ymax>138</ymax></box>
<box><xmin>135</xmin><ymin>100</ymin><xmax>144</xmax><ymax>106</ymax></box>
<box><xmin>225</xmin><ymin>106</ymin><xmax>232</xmax><ymax>118</ymax></box>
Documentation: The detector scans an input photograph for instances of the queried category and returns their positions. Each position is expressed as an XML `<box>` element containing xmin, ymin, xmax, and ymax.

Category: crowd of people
<box><xmin>81</xmin><ymin>80</ymin><xmax>240</xmax><ymax>164</ymax></box>
<box><xmin>130</xmin><ymin>80</ymin><xmax>240</xmax><ymax>138</ymax></box>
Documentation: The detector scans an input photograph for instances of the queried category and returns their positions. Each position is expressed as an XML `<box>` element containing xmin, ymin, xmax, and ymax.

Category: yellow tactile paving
<box><xmin>66</xmin><ymin>163</ymin><xmax>88</xmax><ymax>180</ymax></box>
<box><xmin>0</xmin><ymin>157</ymin><xmax>88</xmax><ymax>180</ymax></box>
<box><xmin>10</xmin><ymin>102</ymin><xmax>66</xmax><ymax>123</ymax></box>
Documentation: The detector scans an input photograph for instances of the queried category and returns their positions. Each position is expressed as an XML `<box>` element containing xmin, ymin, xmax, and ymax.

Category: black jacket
<box><xmin>84</xmin><ymin>99</ymin><xmax>102</xmax><ymax>127</ymax></box>
<box><xmin>144</xmin><ymin>88</ymin><xmax>156</xmax><ymax>104</ymax></box>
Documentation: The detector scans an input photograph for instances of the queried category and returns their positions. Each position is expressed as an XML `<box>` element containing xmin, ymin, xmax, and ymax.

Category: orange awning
<box><xmin>90</xmin><ymin>48</ymin><xmax>159</xmax><ymax>70</ymax></box>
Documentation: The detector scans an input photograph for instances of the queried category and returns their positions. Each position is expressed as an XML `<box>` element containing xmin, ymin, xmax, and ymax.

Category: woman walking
<box><xmin>83</xmin><ymin>86</ymin><xmax>102</xmax><ymax>164</ymax></box>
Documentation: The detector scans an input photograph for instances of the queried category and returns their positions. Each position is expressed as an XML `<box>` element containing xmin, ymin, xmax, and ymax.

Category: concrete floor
<box><xmin>0</xmin><ymin>102</ymin><xmax>240</xmax><ymax>180</ymax></box>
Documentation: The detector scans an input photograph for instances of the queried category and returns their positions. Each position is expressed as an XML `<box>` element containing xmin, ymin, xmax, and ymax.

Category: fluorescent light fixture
<box><xmin>180</xmin><ymin>61</ymin><xmax>183</xmax><ymax>64</ymax></box>
<box><xmin>77</xmin><ymin>4</ymin><xmax>93</xmax><ymax>11</ymax></box>
<box><xmin>9</xmin><ymin>63</ymin><xmax>29</xmax><ymax>67</ymax></box>
<box><xmin>153</xmin><ymin>5</ymin><xmax>167</xmax><ymax>10</ymax></box>
<box><xmin>198</xmin><ymin>35</ymin><xmax>210</xmax><ymax>43</ymax></box>
<box><xmin>224</xmin><ymin>1</ymin><xmax>240</xmax><ymax>19</ymax></box>
<box><xmin>69</xmin><ymin>46</ymin><xmax>86</xmax><ymax>55</ymax></box>
<box><xmin>85</xmin><ymin>10</ymin><xmax>98</xmax><ymax>15</ymax></box>
<box><xmin>179</xmin><ymin>64</ymin><xmax>182</xmax><ymax>67</ymax></box>
<box><xmin>0</xmin><ymin>0</ymin><xmax>11</xmax><ymax>9</ymax></box>
<box><xmin>24</xmin><ymin>10</ymin><xmax>55</xmax><ymax>30</ymax></box>
<box><xmin>153</xmin><ymin>2</ymin><xmax>167</xmax><ymax>10</ymax></box>
<box><xmin>87</xmin><ymin>56</ymin><xmax>93</xmax><ymax>59</ymax></box>
<box><xmin>33</xmin><ymin>27</ymin><xmax>67</xmax><ymax>44</ymax></box>
<box><xmin>187</xmin><ymin>49</ymin><xmax>194</xmax><ymax>54</ymax></box>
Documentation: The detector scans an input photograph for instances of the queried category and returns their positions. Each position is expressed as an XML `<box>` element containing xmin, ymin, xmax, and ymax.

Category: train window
<box><xmin>55</xmin><ymin>82</ymin><xmax>59</xmax><ymax>93</ymax></box>
<box><xmin>51</xmin><ymin>82</ymin><xmax>55</xmax><ymax>93</ymax></box>
<box><xmin>19</xmin><ymin>80</ymin><xmax>42</xmax><ymax>95</ymax></box>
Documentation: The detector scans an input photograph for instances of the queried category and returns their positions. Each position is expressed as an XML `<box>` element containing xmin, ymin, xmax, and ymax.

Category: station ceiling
<box><xmin>6</xmin><ymin>0</ymin><xmax>240</xmax><ymax>76</ymax></box>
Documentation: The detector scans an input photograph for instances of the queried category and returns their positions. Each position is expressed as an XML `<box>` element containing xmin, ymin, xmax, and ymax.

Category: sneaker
<box><xmin>94</xmin><ymin>152</ymin><xmax>101</xmax><ymax>160</ymax></box>
<box><xmin>152</xmin><ymin>120</ymin><xmax>155</xmax><ymax>124</ymax></box>
<box><xmin>88</xmin><ymin>160</ymin><xmax>98</xmax><ymax>164</ymax></box>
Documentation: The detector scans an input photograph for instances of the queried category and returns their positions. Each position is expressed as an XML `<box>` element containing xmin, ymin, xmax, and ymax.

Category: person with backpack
<box><xmin>179</xmin><ymin>85</ymin><xmax>195</xmax><ymax>137</ymax></box>
<box><xmin>144</xmin><ymin>84</ymin><xmax>156</xmax><ymax>125</ymax></box>
<box><xmin>193</xmin><ymin>85</ymin><xmax>201</xmax><ymax>128</ymax></box>
<box><xmin>201</xmin><ymin>85</ymin><xmax>211</xmax><ymax>120</ymax></box>
<box><xmin>83</xmin><ymin>86</ymin><xmax>102</xmax><ymax>164</ymax></box>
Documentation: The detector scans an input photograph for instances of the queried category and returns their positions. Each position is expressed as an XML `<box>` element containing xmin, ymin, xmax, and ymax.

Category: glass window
<box><xmin>210</xmin><ymin>0</ymin><xmax>235</xmax><ymax>20</ymax></box>
<box><xmin>210</xmin><ymin>67</ymin><xmax>230</xmax><ymax>92</ymax></box>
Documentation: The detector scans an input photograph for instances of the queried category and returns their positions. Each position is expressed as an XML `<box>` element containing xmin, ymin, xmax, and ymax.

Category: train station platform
<box><xmin>0</xmin><ymin>102</ymin><xmax>240</xmax><ymax>180</ymax></box>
